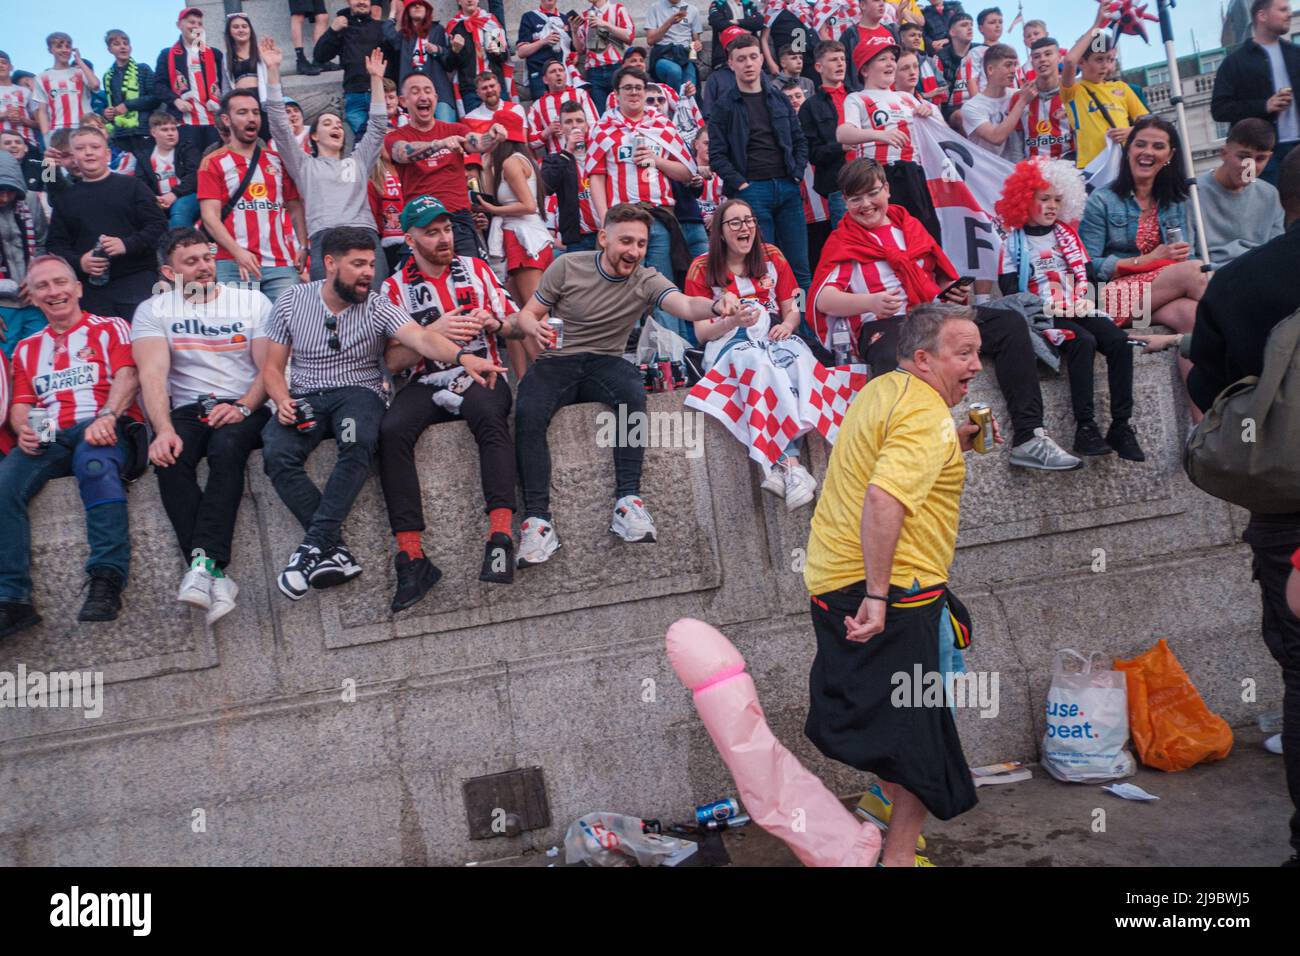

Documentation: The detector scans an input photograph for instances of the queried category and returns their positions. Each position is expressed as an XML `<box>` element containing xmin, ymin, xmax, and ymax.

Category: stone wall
<box><xmin>0</xmin><ymin>347</ymin><xmax>1276</xmax><ymax>865</ymax></box>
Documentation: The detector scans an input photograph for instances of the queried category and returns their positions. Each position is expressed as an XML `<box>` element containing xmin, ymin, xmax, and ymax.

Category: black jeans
<box><xmin>378</xmin><ymin>378</ymin><xmax>516</xmax><ymax>533</ymax></box>
<box><xmin>1055</xmin><ymin>312</ymin><xmax>1134</xmax><ymax>426</ymax></box>
<box><xmin>450</xmin><ymin>209</ymin><xmax>483</xmax><ymax>259</ymax></box>
<box><xmin>515</xmin><ymin>353</ymin><xmax>646</xmax><ymax>522</ymax></box>
<box><xmin>858</xmin><ymin>306</ymin><xmax>1045</xmax><ymax>445</ymax></box>
<box><xmin>155</xmin><ymin>399</ymin><xmax>270</xmax><ymax>568</ymax></box>
<box><xmin>260</xmin><ymin>385</ymin><xmax>386</xmax><ymax>552</ymax></box>
<box><xmin>885</xmin><ymin>161</ymin><xmax>941</xmax><ymax>245</ymax></box>
<box><xmin>1245</xmin><ymin>512</ymin><xmax>1300</xmax><ymax>857</ymax></box>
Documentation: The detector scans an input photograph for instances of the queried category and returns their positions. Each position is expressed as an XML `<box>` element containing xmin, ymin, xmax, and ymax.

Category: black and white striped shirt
<box><xmin>265</xmin><ymin>280</ymin><xmax>412</xmax><ymax>398</ymax></box>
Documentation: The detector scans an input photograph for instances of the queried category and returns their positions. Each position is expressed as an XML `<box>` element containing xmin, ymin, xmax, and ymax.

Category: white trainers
<box><xmin>177</xmin><ymin>564</ymin><xmax>214</xmax><ymax>610</ymax></box>
<box><xmin>610</xmin><ymin>495</ymin><xmax>657</xmax><ymax>543</ymax></box>
<box><xmin>783</xmin><ymin>462</ymin><xmax>818</xmax><ymax>511</ymax></box>
<box><xmin>1265</xmin><ymin>733</ymin><xmax>1283</xmax><ymax>755</ymax></box>
<box><xmin>1009</xmin><ymin>428</ymin><xmax>1083</xmax><ymax>471</ymax></box>
<box><xmin>516</xmin><ymin>517</ymin><xmax>561</xmax><ymax>567</ymax></box>
<box><xmin>760</xmin><ymin>461</ymin><xmax>788</xmax><ymax>498</ymax></box>
<box><xmin>206</xmin><ymin>575</ymin><xmax>239</xmax><ymax>626</ymax></box>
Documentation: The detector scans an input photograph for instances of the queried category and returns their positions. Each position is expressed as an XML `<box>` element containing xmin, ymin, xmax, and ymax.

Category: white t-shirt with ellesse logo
<box><xmin>132</xmin><ymin>286</ymin><xmax>272</xmax><ymax>407</ymax></box>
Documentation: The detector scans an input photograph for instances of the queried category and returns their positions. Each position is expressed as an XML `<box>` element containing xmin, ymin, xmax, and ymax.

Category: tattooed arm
<box><xmin>388</xmin><ymin>124</ymin><xmax>506</xmax><ymax>163</ymax></box>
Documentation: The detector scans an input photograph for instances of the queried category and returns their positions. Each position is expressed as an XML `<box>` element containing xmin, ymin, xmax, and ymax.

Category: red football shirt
<box><xmin>384</xmin><ymin>120</ymin><xmax>474</xmax><ymax>214</ymax></box>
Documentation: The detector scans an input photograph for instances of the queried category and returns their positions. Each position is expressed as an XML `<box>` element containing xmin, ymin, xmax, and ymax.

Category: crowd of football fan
<box><xmin>0</xmin><ymin>0</ymin><xmax>1295</xmax><ymax>636</ymax></box>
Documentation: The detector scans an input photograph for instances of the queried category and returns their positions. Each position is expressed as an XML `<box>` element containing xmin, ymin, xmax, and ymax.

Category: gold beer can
<box><xmin>969</xmin><ymin>403</ymin><xmax>993</xmax><ymax>453</ymax></box>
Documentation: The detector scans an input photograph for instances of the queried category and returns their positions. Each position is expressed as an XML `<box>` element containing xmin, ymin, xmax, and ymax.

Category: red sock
<box><xmin>395</xmin><ymin>531</ymin><xmax>424</xmax><ymax>559</ymax></box>
<box><xmin>488</xmin><ymin>508</ymin><xmax>512</xmax><ymax>539</ymax></box>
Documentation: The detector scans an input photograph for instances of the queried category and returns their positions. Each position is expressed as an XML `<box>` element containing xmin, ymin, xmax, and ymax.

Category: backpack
<box><xmin>1183</xmin><ymin>308</ymin><xmax>1300</xmax><ymax>513</ymax></box>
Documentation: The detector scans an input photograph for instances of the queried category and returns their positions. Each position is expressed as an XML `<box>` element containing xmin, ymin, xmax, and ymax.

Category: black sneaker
<box><xmin>77</xmin><ymin>570</ymin><xmax>124</xmax><ymax>622</ymax></box>
<box><xmin>1073</xmin><ymin>420</ymin><xmax>1113</xmax><ymax>456</ymax></box>
<box><xmin>321</xmin><ymin>60</ymin><xmax>344</xmax><ymax>72</ymax></box>
<box><xmin>278</xmin><ymin>544</ymin><xmax>321</xmax><ymax>600</ymax></box>
<box><xmin>480</xmin><ymin>532</ymin><xmax>515</xmax><ymax>584</ymax></box>
<box><xmin>1106</xmin><ymin>421</ymin><xmax>1146</xmax><ymax>462</ymax></box>
<box><xmin>391</xmin><ymin>552</ymin><xmax>442</xmax><ymax>612</ymax></box>
<box><xmin>310</xmin><ymin>544</ymin><xmax>364</xmax><ymax>589</ymax></box>
<box><xmin>0</xmin><ymin>601</ymin><xmax>41</xmax><ymax>639</ymax></box>
<box><xmin>295</xmin><ymin>53</ymin><xmax>322</xmax><ymax>76</ymax></box>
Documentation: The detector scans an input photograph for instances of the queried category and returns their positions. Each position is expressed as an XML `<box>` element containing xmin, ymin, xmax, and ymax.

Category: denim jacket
<box><xmin>1078</xmin><ymin>186</ymin><xmax>1197</xmax><ymax>283</ymax></box>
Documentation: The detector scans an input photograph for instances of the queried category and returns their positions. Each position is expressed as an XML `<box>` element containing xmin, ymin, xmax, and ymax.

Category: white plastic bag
<box><xmin>564</xmin><ymin>813</ymin><xmax>685</xmax><ymax>867</ymax></box>
<box><xmin>1040</xmin><ymin>649</ymin><xmax>1136</xmax><ymax>783</ymax></box>
<box><xmin>635</xmin><ymin>317</ymin><xmax>689</xmax><ymax>363</ymax></box>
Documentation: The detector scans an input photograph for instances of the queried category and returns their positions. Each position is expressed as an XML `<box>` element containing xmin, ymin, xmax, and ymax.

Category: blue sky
<box><xmin>2</xmin><ymin>0</ymin><xmax>1225</xmax><ymax>76</ymax></box>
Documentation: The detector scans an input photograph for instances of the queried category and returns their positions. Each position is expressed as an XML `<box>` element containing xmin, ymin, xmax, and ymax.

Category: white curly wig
<box><xmin>1037</xmin><ymin>158</ymin><xmax>1088</xmax><ymax>224</ymax></box>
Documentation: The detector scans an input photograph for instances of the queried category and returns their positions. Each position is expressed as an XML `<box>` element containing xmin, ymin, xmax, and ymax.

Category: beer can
<box><xmin>657</xmin><ymin>360</ymin><xmax>675</xmax><ymax>392</ymax></box>
<box><xmin>639</xmin><ymin>363</ymin><xmax>657</xmax><ymax>393</ymax></box>
<box><xmin>695</xmin><ymin>798</ymin><xmax>740</xmax><ymax>825</ymax></box>
<box><xmin>28</xmin><ymin>407</ymin><xmax>54</xmax><ymax>447</ymax></box>
<box><xmin>1166</xmin><ymin>226</ymin><xmax>1184</xmax><ymax>246</ymax></box>
<box><xmin>671</xmin><ymin>361</ymin><xmax>688</xmax><ymax>389</ymax></box>
<box><xmin>199</xmin><ymin>393</ymin><xmax>218</xmax><ymax>424</ymax></box>
<box><xmin>969</xmin><ymin>402</ymin><xmax>993</xmax><ymax>454</ymax></box>
<box><xmin>295</xmin><ymin>400</ymin><xmax>317</xmax><ymax>433</ymax></box>
<box><xmin>546</xmin><ymin>317</ymin><xmax>564</xmax><ymax>350</ymax></box>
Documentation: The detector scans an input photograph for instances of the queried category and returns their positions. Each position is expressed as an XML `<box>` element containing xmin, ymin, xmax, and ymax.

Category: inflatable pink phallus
<box><xmin>665</xmin><ymin>617</ymin><xmax>882</xmax><ymax>867</ymax></box>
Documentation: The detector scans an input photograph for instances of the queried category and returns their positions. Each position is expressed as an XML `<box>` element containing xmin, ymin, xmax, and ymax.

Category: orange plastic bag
<box><xmin>1113</xmin><ymin>639</ymin><xmax>1233</xmax><ymax>772</ymax></box>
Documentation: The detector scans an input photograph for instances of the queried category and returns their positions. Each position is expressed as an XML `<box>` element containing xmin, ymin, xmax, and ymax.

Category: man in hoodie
<box><xmin>0</xmin><ymin>153</ymin><xmax>47</xmax><ymax>360</ymax></box>
<box><xmin>315</xmin><ymin>0</ymin><xmax>396</xmax><ymax>137</ymax></box>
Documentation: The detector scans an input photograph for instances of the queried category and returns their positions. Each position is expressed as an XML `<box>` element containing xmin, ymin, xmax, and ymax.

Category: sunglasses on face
<box><xmin>324</xmin><ymin>314</ymin><xmax>341</xmax><ymax>351</ymax></box>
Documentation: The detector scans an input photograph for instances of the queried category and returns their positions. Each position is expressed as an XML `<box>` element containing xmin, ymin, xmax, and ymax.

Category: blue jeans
<box><xmin>261</xmin><ymin>385</ymin><xmax>387</xmax><ymax>552</ymax></box>
<box><xmin>216</xmin><ymin>261</ymin><xmax>301</xmax><ymax>306</ymax></box>
<box><xmin>644</xmin><ymin>218</ymin><xmax>697</xmax><ymax>346</ymax></box>
<box><xmin>653</xmin><ymin>57</ymin><xmax>697</xmax><ymax>94</ymax></box>
<box><xmin>169</xmin><ymin>192</ymin><xmax>200</xmax><ymax>228</ymax></box>
<box><xmin>0</xmin><ymin>306</ymin><xmax>48</xmax><ymax>359</ymax></box>
<box><xmin>435</xmin><ymin>101</ymin><xmax>457</xmax><ymax>123</ymax></box>
<box><xmin>828</xmin><ymin>190</ymin><xmax>846</xmax><ymax>229</ymax></box>
<box><xmin>0</xmin><ymin>418</ymin><xmax>130</xmax><ymax>603</ymax></box>
<box><xmin>587</xmin><ymin>64</ymin><xmax>618</xmax><ymax>115</ymax></box>
<box><xmin>557</xmin><ymin>233</ymin><xmax>598</xmax><ymax>256</ymax></box>
<box><xmin>1264</xmin><ymin>140</ymin><xmax>1298</xmax><ymax>186</ymax></box>
<box><xmin>740</xmin><ymin>178</ymin><xmax>811</xmax><ymax>290</ymax></box>
<box><xmin>344</xmin><ymin>91</ymin><xmax>371</xmax><ymax>138</ymax></box>
<box><xmin>680</xmin><ymin>221</ymin><xmax>708</xmax><ymax>259</ymax></box>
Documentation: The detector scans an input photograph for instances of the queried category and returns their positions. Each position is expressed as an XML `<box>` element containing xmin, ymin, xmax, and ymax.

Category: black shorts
<box><xmin>288</xmin><ymin>0</ymin><xmax>327</xmax><ymax>16</ymax></box>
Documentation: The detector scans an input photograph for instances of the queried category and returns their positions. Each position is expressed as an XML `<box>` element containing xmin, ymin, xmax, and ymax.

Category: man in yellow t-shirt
<box><xmin>803</xmin><ymin>302</ymin><xmax>999</xmax><ymax>868</ymax></box>
<box><xmin>1060</xmin><ymin>10</ymin><xmax>1147</xmax><ymax>169</ymax></box>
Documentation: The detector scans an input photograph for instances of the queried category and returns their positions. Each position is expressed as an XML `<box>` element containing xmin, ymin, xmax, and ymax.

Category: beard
<box><xmin>333</xmin><ymin>274</ymin><xmax>370</xmax><ymax>304</ymax></box>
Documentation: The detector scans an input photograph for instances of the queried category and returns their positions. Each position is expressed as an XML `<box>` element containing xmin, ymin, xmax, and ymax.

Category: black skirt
<box><xmin>804</xmin><ymin>580</ymin><xmax>978</xmax><ymax>821</ymax></box>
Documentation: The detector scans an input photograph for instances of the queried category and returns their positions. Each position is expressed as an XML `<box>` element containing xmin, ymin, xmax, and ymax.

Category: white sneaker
<box><xmin>783</xmin><ymin>462</ymin><xmax>818</xmax><ymax>511</ymax></box>
<box><xmin>177</xmin><ymin>564</ymin><xmax>214</xmax><ymax>610</ymax></box>
<box><xmin>516</xmin><ymin>517</ymin><xmax>561</xmax><ymax>567</ymax></box>
<box><xmin>205</xmin><ymin>575</ymin><xmax>239</xmax><ymax>626</ymax></box>
<box><xmin>760</xmin><ymin>461</ymin><xmax>788</xmax><ymax>498</ymax></box>
<box><xmin>1009</xmin><ymin>428</ymin><xmax>1083</xmax><ymax>471</ymax></box>
<box><xmin>610</xmin><ymin>495</ymin><xmax>657</xmax><ymax>543</ymax></box>
<box><xmin>1265</xmin><ymin>733</ymin><xmax>1283</xmax><ymax>755</ymax></box>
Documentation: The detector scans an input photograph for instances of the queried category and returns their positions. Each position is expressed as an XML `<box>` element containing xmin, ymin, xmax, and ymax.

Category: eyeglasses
<box><xmin>324</xmin><ymin>314</ymin><xmax>341</xmax><ymax>351</ymax></box>
<box><xmin>722</xmin><ymin>216</ymin><xmax>757</xmax><ymax>231</ymax></box>
<box><xmin>845</xmin><ymin>186</ymin><xmax>886</xmax><ymax>206</ymax></box>
<box><xmin>617</xmin><ymin>84</ymin><xmax>645</xmax><ymax>93</ymax></box>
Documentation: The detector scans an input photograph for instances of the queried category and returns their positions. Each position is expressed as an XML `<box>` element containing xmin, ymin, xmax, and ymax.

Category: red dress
<box><xmin>1100</xmin><ymin>202</ymin><xmax>1171</xmax><ymax>326</ymax></box>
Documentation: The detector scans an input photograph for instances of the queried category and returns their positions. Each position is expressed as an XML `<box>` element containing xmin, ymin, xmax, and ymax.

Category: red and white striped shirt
<box><xmin>151</xmin><ymin>148</ymin><xmax>180</xmax><ymax>193</ymax></box>
<box><xmin>812</xmin><ymin>223</ymin><xmax>938</xmax><ymax>342</ymax></box>
<box><xmin>198</xmin><ymin>148</ymin><xmax>302</xmax><ymax>268</ymax></box>
<box><xmin>0</xmin><ymin>84</ymin><xmax>37</xmax><ymax>146</ymax></box>
<box><xmin>697</xmin><ymin>172</ymin><xmax>725</xmax><ymax>229</ymax></box>
<box><xmin>1021</xmin><ymin>88</ymin><xmax>1074</xmax><ymax>159</ymax></box>
<box><xmin>582</xmin><ymin>1</ymin><xmax>635</xmax><ymax>69</ymax></box>
<box><xmin>997</xmin><ymin>228</ymin><xmax>1090</xmax><ymax>312</ymax></box>
<box><xmin>11</xmin><ymin>313</ymin><xmax>140</xmax><ymax>429</ymax></box>
<box><xmin>801</xmin><ymin>164</ymin><xmax>828</xmax><ymax>224</ymax></box>
<box><xmin>34</xmin><ymin>68</ymin><xmax>91</xmax><ymax>132</ymax></box>
<box><xmin>844</xmin><ymin>88</ymin><xmax>922</xmax><ymax>164</ymax></box>
<box><xmin>584</xmin><ymin>109</ymin><xmax>695</xmax><ymax>208</ymax></box>
<box><xmin>183</xmin><ymin>47</ymin><xmax>218</xmax><ymax>127</ymax></box>
<box><xmin>916</xmin><ymin>55</ymin><xmax>948</xmax><ymax>107</ymax></box>
<box><xmin>946</xmin><ymin>51</ymin><xmax>980</xmax><ymax>109</ymax></box>
<box><xmin>544</xmin><ymin>162</ymin><xmax>600</xmax><ymax>238</ymax></box>
<box><xmin>382</xmin><ymin>255</ymin><xmax>516</xmax><ymax>387</ymax></box>
<box><xmin>528</xmin><ymin>88</ymin><xmax>599</xmax><ymax>153</ymax></box>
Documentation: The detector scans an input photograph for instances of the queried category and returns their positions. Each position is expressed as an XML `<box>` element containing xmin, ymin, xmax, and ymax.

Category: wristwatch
<box><xmin>95</xmin><ymin>408</ymin><xmax>116</xmax><ymax>421</ymax></box>
<box><xmin>234</xmin><ymin>402</ymin><xmax>251</xmax><ymax>418</ymax></box>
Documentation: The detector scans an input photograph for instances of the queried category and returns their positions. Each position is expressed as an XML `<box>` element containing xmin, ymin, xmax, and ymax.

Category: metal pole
<box><xmin>1156</xmin><ymin>0</ymin><xmax>1213</xmax><ymax>272</ymax></box>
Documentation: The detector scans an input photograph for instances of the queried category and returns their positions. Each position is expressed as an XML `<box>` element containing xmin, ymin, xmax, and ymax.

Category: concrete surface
<box><xmin>0</xmin><ymin>344</ymin><xmax>1281</xmax><ymax>866</ymax></box>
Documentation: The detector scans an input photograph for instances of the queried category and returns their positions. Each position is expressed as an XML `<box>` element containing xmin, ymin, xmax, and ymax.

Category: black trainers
<box><xmin>391</xmin><ymin>552</ymin><xmax>442</xmax><ymax>612</ymax></box>
<box><xmin>1106</xmin><ymin>421</ymin><xmax>1146</xmax><ymax>462</ymax></box>
<box><xmin>480</xmin><ymin>532</ymin><xmax>515</xmax><ymax>584</ymax></box>
<box><xmin>295</xmin><ymin>53</ymin><xmax>322</xmax><ymax>76</ymax></box>
<box><xmin>310</xmin><ymin>544</ymin><xmax>364</xmax><ymax>589</ymax></box>
<box><xmin>1073</xmin><ymin>420</ymin><xmax>1113</xmax><ymax>456</ymax></box>
<box><xmin>77</xmin><ymin>570</ymin><xmax>124</xmax><ymax>622</ymax></box>
<box><xmin>0</xmin><ymin>601</ymin><xmax>41</xmax><ymax>639</ymax></box>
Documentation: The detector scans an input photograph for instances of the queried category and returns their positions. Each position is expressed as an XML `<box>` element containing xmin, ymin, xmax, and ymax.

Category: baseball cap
<box><xmin>400</xmin><ymin>195</ymin><xmax>451</xmax><ymax>231</ymax></box>
<box><xmin>720</xmin><ymin>26</ymin><xmax>747</xmax><ymax>50</ymax></box>
<box><xmin>178</xmin><ymin>7</ymin><xmax>204</xmax><ymax>20</ymax></box>
<box><xmin>283</xmin><ymin>97</ymin><xmax>302</xmax><ymax>110</ymax></box>
<box><xmin>853</xmin><ymin>33</ymin><xmax>901</xmax><ymax>79</ymax></box>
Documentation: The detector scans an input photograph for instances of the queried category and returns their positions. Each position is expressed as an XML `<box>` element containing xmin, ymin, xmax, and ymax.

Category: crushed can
<box><xmin>294</xmin><ymin>399</ymin><xmax>317</xmax><ymax>434</ymax></box>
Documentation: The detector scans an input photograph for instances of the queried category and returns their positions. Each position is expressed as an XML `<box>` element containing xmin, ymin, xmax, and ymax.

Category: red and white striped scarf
<box><xmin>446</xmin><ymin>11</ymin><xmax>515</xmax><ymax>116</ymax></box>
